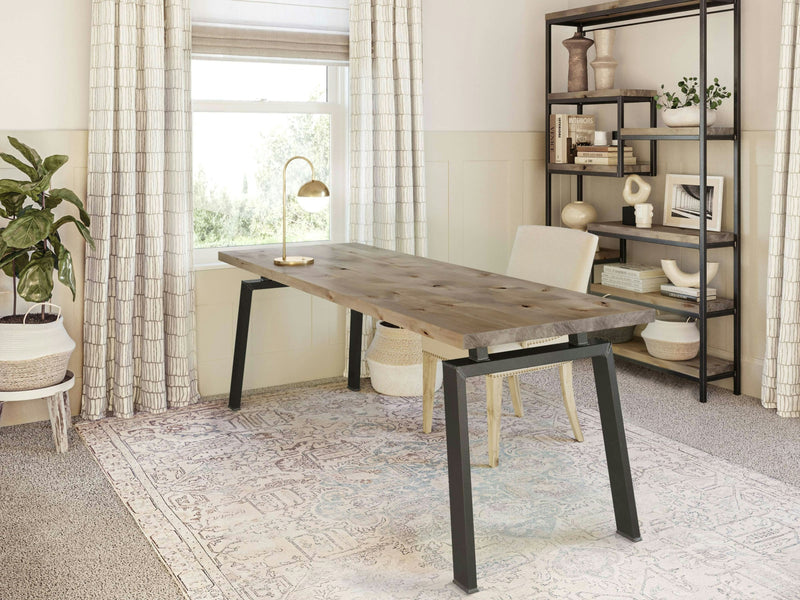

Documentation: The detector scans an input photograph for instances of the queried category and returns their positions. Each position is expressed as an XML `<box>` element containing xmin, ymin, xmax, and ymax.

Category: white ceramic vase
<box><xmin>591</xmin><ymin>29</ymin><xmax>617</xmax><ymax>90</ymax></box>
<box><xmin>0</xmin><ymin>304</ymin><xmax>75</xmax><ymax>391</ymax></box>
<box><xmin>561</xmin><ymin>200</ymin><xmax>598</xmax><ymax>231</ymax></box>
<box><xmin>661</xmin><ymin>260</ymin><xmax>719</xmax><ymax>288</ymax></box>
<box><xmin>662</xmin><ymin>106</ymin><xmax>718</xmax><ymax>128</ymax></box>
<box><xmin>641</xmin><ymin>315</ymin><xmax>700</xmax><ymax>361</ymax></box>
<box><xmin>366</xmin><ymin>321</ymin><xmax>441</xmax><ymax>396</ymax></box>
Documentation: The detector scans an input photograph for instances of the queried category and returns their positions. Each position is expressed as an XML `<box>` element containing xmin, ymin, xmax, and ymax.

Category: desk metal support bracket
<box><xmin>442</xmin><ymin>340</ymin><xmax>640</xmax><ymax>593</ymax></box>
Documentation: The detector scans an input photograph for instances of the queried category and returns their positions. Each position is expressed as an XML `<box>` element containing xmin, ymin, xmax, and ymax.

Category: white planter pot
<box><xmin>0</xmin><ymin>304</ymin><xmax>76</xmax><ymax>391</ymax></box>
<box><xmin>662</xmin><ymin>107</ymin><xmax>718</xmax><ymax>128</ymax></box>
<box><xmin>366</xmin><ymin>321</ymin><xmax>441</xmax><ymax>396</ymax></box>
<box><xmin>641</xmin><ymin>315</ymin><xmax>700</xmax><ymax>361</ymax></box>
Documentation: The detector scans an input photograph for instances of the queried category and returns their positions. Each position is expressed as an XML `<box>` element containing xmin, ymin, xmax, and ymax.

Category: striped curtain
<box><xmin>762</xmin><ymin>0</ymin><xmax>800</xmax><ymax>417</ymax></box>
<box><xmin>347</xmin><ymin>0</ymin><xmax>427</xmax><ymax>372</ymax></box>
<box><xmin>82</xmin><ymin>0</ymin><xmax>199</xmax><ymax>420</ymax></box>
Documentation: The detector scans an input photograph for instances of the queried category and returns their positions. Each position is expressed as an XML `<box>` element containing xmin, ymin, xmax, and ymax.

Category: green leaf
<box><xmin>48</xmin><ymin>188</ymin><xmax>90</xmax><ymax>225</ymax></box>
<box><xmin>42</xmin><ymin>154</ymin><xmax>68</xmax><ymax>175</ymax></box>
<box><xmin>52</xmin><ymin>214</ymin><xmax>95</xmax><ymax>249</ymax></box>
<box><xmin>7</xmin><ymin>137</ymin><xmax>42</xmax><ymax>171</ymax></box>
<box><xmin>0</xmin><ymin>153</ymin><xmax>37</xmax><ymax>180</ymax></box>
<box><xmin>0</xmin><ymin>192</ymin><xmax>25</xmax><ymax>216</ymax></box>
<box><xmin>0</xmin><ymin>248</ymin><xmax>30</xmax><ymax>277</ymax></box>
<box><xmin>56</xmin><ymin>245</ymin><xmax>76</xmax><ymax>301</ymax></box>
<box><xmin>1</xmin><ymin>211</ymin><xmax>54</xmax><ymax>248</ymax></box>
<box><xmin>16</xmin><ymin>254</ymin><xmax>54</xmax><ymax>303</ymax></box>
<box><xmin>0</xmin><ymin>179</ymin><xmax>26</xmax><ymax>194</ymax></box>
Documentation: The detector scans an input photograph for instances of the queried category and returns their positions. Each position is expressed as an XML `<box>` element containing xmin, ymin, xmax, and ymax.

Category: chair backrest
<box><xmin>505</xmin><ymin>225</ymin><xmax>598</xmax><ymax>293</ymax></box>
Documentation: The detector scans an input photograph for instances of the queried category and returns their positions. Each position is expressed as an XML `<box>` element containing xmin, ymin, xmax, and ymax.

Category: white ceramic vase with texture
<box><xmin>561</xmin><ymin>200</ymin><xmax>598</xmax><ymax>231</ymax></box>
<box><xmin>591</xmin><ymin>29</ymin><xmax>617</xmax><ymax>90</ymax></box>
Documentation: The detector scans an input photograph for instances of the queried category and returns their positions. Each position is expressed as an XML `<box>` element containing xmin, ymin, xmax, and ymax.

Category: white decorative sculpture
<box><xmin>634</xmin><ymin>203</ymin><xmax>654</xmax><ymax>228</ymax></box>
<box><xmin>661</xmin><ymin>259</ymin><xmax>719</xmax><ymax>288</ymax></box>
<box><xmin>623</xmin><ymin>174</ymin><xmax>652</xmax><ymax>206</ymax></box>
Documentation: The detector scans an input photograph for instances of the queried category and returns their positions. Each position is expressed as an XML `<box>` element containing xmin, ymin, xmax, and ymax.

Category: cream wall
<box><xmin>0</xmin><ymin>0</ymin><xmax>785</xmax><ymax>424</ymax></box>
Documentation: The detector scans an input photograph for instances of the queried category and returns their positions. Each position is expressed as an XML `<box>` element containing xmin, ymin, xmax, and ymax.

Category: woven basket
<box><xmin>0</xmin><ymin>303</ymin><xmax>76</xmax><ymax>392</ymax></box>
<box><xmin>0</xmin><ymin>351</ymin><xmax>73</xmax><ymax>391</ymax></box>
<box><xmin>641</xmin><ymin>337</ymin><xmax>699</xmax><ymax>361</ymax></box>
<box><xmin>641</xmin><ymin>316</ymin><xmax>699</xmax><ymax>361</ymax></box>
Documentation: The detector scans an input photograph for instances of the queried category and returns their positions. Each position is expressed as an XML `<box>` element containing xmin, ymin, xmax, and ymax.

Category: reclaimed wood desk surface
<box><xmin>219</xmin><ymin>243</ymin><xmax>653</xmax><ymax>348</ymax></box>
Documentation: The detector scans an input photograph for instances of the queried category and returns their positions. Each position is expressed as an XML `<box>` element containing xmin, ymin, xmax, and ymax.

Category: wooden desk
<box><xmin>219</xmin><ymin>243</ymin><xmax>654</xmax><ymax>593</ymax></box>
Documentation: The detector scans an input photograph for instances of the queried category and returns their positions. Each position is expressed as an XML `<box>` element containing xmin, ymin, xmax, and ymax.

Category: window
<box><xmin>191</xmin><ymin>58</ymin><xmax>347</xmax><ymax>264</ymax></box>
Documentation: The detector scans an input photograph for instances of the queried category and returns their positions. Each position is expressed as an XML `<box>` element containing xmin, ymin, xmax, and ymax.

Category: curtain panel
<box><xmin>762</xmin><ymin>0</ymin><xmax>800</xmax><ymax>417</ymax></box>
<box><xmin>82</xmin><ymin>0</ymin><xmax>199</xmax><ymax>419</ymax></box>
<box><xmin>347</xmin><ymin>0</ymin><xmax>427</xmax><ymax>371</ymax></box>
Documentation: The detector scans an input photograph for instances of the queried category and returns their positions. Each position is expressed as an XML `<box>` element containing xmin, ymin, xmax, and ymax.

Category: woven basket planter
<box><xmin>366</xmin><ymin>321</ymin><xmax>440</xmax><ymax>396</ymax></box>
<box><xmin>0</xmin><ymin>304</ymin><xmax>75</xmax><ymax>392</ymax></box>
<box><xmin>641</xmin><ymin>316</ymin><xmax>699</xmax><ymax>361</ymax></box>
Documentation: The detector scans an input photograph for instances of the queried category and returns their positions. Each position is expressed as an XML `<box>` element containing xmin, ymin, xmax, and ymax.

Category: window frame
<box><xmin>191</xmin><ymin>60</ymin><xmax>348</xmax><ymax>267</ymax></box>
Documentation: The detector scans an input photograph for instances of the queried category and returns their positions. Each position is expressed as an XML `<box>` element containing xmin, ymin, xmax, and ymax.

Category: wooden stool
<box><xmin>0</xmin><ymin>371</ymin><xmax>75</xmax><ymax>453</ymax></box>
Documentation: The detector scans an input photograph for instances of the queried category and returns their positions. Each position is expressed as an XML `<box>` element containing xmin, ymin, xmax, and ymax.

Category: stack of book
<box><xmin>549</xmin><ymin>114</ymin><xmax>596</xmax><ymax>164</ymax></box>
<box><xmin>575</xmin><ymin>145</ymin><xmax>637</xmax><ymax>166</ymax></box>
<box><xmin>601</xmin><ymin>264</ymin><xmax>667</xmax><ymax>292</ymax></box>
<box><xmin>661</xmin><ymin>284</ymin><xmax>717</xmax><ymax>302</ymax></box>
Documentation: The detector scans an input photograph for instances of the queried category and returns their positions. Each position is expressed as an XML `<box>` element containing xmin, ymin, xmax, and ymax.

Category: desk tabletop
<box><xmin>220</xmin><ymin>243</ymin><xmax>654</xmax><ymax>349</ymax></box>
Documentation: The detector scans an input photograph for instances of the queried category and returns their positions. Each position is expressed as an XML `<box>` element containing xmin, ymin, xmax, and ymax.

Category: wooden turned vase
<box><xmin>563</xmin><ymin>32</ymin><xmax>594</xmax><ymax>92</ymax></box>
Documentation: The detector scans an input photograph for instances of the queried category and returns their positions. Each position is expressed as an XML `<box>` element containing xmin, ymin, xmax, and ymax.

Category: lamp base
<box><xmin>274</xmin><ymin>256</ymin><xmax>314</xmax><ymax>266</ymax></box>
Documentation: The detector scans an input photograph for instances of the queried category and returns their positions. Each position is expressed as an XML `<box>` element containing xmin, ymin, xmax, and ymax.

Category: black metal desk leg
<box><xmin>229</xmin><ymin>280</ymin><xmax>255</xmax><ymax>410</ymax></box>
<box><xmin>591</xmin><ymin>344</ymin><xmax>641</xmax><ymax>541</ymax></box>
<box><xmin>348</xmin><ymin>310</ymin><xmax>363</xmax><ymax>391</ymax></box>
<box><xmin>442</xmin><ymin>361</ymin><xmax>478</xmax><ymax>594</ymax></box>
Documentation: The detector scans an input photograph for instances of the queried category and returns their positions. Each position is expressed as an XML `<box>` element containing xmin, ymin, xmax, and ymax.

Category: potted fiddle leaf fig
<box><xmin>0</xmin><ymin>137</ymin><xmax>94</xmax><ymax>391</ymax></box>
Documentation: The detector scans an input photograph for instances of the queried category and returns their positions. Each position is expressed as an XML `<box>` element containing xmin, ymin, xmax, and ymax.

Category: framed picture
<box><xmin>663</xmin><ymin>174</ymin><xmax>724</xmax><ymax>232</ymax></box>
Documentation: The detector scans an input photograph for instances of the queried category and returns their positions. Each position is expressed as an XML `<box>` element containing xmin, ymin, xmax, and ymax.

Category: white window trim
<box><xmin>192</xmin><ymin>64</ymin><xmax>348</xmax><ymax>268</ymax></box>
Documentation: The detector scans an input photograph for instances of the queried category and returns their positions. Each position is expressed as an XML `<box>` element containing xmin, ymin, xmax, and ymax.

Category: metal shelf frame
<box><xmin>544</xmin><ymin>0</ymin><xmax>741</xmax><ymax>402</ymax></box>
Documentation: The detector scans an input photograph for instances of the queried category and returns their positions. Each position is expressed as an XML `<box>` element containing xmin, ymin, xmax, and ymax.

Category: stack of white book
<box><xmin>601</xmin><ymin>264</ymin><xmax>668</xmax><ymax>292</ymax></box>
<box><xmin>661</xmin><ymin>284</ymin><xmax>717</xmax><ymax>301</ymax></box>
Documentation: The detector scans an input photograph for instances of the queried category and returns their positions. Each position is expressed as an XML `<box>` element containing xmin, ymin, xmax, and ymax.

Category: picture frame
<box><xmin>663</xmin><ymin>174</ymin><xmax>724</xmax><ymax>232</ymax></box>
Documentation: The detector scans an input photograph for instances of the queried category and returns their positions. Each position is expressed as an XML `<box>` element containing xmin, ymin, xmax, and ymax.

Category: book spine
<box><xmin>554</xmin><ymin>114</ymin><xmax>568</xmax><ymax>164</ymax></box>
<box><xmin>661</xmin><ymin>291</ymin><xmax>716</xmax><ymax>302</ymax></box>
<box><xmin>549</xmin><ymin>115</ymin><xmax>556</xmax><ymax>163</ymax></box>
<box><xmin>574</xmin><ymin>156</ymin><xmax>637</xmax><ymax>166</ymax></box>
<box><xmin>577</xmin><ymin>150</ymin><xmax>633</xmax><ymax>158</ymax></box>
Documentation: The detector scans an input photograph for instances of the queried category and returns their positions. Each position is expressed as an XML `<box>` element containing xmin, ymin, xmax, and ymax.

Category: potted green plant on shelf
<box><xmin>654</xmin><ymin>76</ymin><xmax>731</xmax><ymax>128</ymax></box>
<box><xmin>0</xmin><ymin>137</ymin><xmax>94</xmax><ymax>392</ymax></box>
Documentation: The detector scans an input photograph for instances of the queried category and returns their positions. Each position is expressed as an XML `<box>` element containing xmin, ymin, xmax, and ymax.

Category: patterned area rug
<box><xmin>77</xmin><ymin>377</ymin><xmax>800</xmax><ymax>599</ymax></box>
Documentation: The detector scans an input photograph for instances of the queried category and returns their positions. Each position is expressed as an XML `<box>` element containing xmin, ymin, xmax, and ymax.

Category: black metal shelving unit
<box><xmin>544</xmin><ymin>0</ymin><xmax>741</xmax><ymax>402</ymax></box>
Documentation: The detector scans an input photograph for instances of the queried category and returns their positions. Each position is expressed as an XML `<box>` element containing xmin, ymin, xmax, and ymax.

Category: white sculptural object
<box><xmin>561</xmin><ymin>200</ymin><xmax>598</xmax><ymax>231</ymax></box>
<box><xmin>661</xmin><ymin>259</ymin><xmax>719</xmax><ymax>288</ymax></box>
<box><xmin>634</xmin><ymin>203</ymin><xmax>654</xmax><ymax>228</ymax></box>
<box><xmin>623</xmin><ymin>174</ymin><xmax>652</xmax><ymax>206</ymax></box>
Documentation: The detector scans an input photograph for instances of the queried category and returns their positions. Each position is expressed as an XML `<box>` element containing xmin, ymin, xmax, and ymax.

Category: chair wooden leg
<box><xmin>559</xmin><ymin>362</ymin><xmax>584</xmax><ymax>442</ymax></box>
<box><xmin>486</xmin><ymin>376</ymin><xmax>503</xmax><ymax>467</ymax></box>
<box><xmin>422</xmin><ymin>351</ymin><xmax>437</xmax><ymax>433</ymax></box>
<box><xmin>508</xmin><ymin>375</ymin><xmax>524</xmax><ymax>417</ymax></box>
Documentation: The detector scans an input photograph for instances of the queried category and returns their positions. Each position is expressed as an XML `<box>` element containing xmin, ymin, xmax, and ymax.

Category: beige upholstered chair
<box><xmin>422</xmin><ymin>225</ymin><xmax>599</xmax><ymax>467</ymax></box>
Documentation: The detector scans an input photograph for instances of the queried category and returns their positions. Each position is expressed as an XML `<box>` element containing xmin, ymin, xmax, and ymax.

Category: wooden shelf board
<box><xmin>612</xmin><ymin>336</ymin><xmax>734</xmax><ymax>379</ymax></box>
<box><xmin>548</xmin><ymin>163</ymin><xmax>651</xmax><ymax>175</ymax></box>
<box><xmin>590</xmin><ymin>283</ymin><xmax>734</xmax><ymax>315</ymax></box>
<box><xmin>548</xmin><ymin>89</ymin><xmax>657</xmax><ymax>101</ymax></box>
<box><xmin>620</xmin><ymin>127</ymin><xmax>735</xmax><ymax>139</ymax></box>
<box><xmin>587</xmin><ymin>221</ymin><xmax>735</xmax><ymax>247</ymax></box>
<box><xmin>545</xmin><ymin>0</ymin><xmax>734</xmax><ymax>26</ymax></box>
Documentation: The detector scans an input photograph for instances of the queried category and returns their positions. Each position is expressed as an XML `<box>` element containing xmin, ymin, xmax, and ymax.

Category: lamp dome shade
<box><xmin>298</xmin><ymin>179</ymin><xmax>329</xmax><ymax>197</ymax></box>
<box><xmin>296</xmin><ymin>179</ymin><xmax>330</xmax><ymax>213</ymax></box>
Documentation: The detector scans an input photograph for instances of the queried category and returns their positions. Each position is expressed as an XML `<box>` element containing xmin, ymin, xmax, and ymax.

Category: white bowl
<box><xmin>641</xmin><ymin>315</ymin><xmax>700</xmax><ymax>361</ymax></box>
<box><xmin>662</xmin><ymin>107</ymin><xmax>717</xmax><ymax>128</ymax></box>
